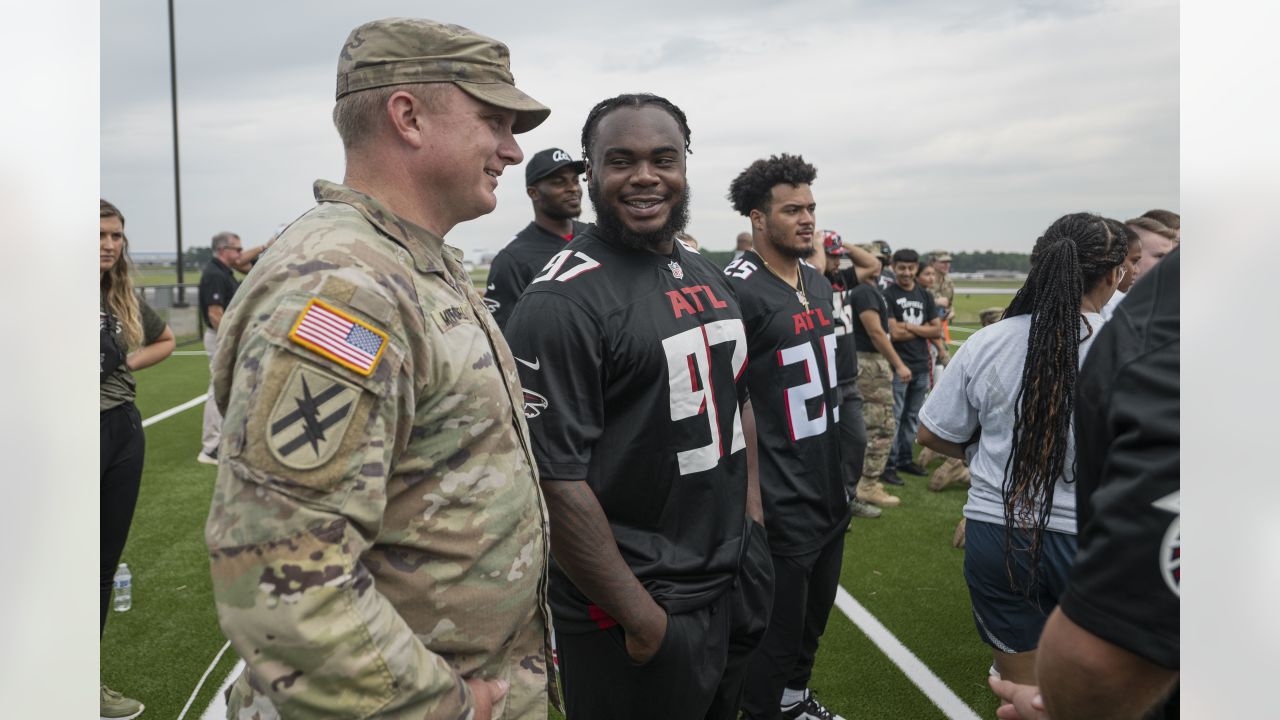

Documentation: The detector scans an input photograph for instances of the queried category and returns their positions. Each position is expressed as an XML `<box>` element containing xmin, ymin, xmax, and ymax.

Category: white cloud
<box><xmin>101</xmin><ymin>0</ymin><xmax>1177</xmax><ymax>256</ymax></box>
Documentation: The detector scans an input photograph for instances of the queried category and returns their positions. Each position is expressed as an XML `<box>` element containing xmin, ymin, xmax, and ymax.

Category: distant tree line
<box><xmin>949</xmin><ymin>251</ymin><xmax>1030</xmax><ymax>273</ymax></box>
<box><xmin>182</xmin><ymin>246</ymin><xmax>212</xmax><ymax>270</ymax></box>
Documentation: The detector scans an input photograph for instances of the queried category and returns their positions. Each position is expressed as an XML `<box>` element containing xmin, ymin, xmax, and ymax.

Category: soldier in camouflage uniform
<box><xmin>927</xmin><ymin>249</ymin><xmax>956</xmax><ymax>323</ymax></box>
<box><xmin>850</xmin><ymin>245</ymin><xmax>912</xmax><ymax>508</ymax></box>
<box><xmin>205</xmin><ymin>18</ymin><xmax>554</xmax><ymax>720</ymax></box>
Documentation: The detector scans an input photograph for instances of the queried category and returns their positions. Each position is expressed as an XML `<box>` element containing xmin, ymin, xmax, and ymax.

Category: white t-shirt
<box><xmin>918</xmin><ymin>312</ymin><xmax>1106</xmax><ymax>534</ymax></box>
<box><xmin>1100</xmin><ymin>288</ymin><xmax>1125</xmax><ymax>321</ymax></box>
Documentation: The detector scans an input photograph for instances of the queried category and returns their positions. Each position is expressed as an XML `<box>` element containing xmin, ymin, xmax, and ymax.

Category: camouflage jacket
<box><xmin>931</xmin><ymin>272</ymin><xmax>955</xmax><ymax>320</ymax></box>
<box><xmin>205</xmin><ymin>180</ymin><xmax>552</xmax><ymax>719</ymax></box>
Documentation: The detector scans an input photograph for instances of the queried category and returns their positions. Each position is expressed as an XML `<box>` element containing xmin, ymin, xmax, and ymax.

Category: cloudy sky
<box><xmin>101</xmin><ymin>0</ymin><xmax>1177</xmax><ymax>257</ymax></box>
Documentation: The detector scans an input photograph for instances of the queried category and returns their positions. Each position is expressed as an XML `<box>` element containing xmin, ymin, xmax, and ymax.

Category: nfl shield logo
<box><xmin>669</xmin><ymin>261</ymin><xmax>684</xmax><ymax>279</ymax></box>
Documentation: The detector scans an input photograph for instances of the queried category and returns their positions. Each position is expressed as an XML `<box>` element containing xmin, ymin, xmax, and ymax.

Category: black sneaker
<box><xmin>899</xmin><ymin>461</ymin><xmax>928</xmax><ymax>476</ymax></box>
<box><xmin>880</xmin><ymin>468</ymin><xmax>905</xmax><ymax>486</ymax></box>
<box><xmin>781</xmin><ymin>689</ymin><xmax>846</xmax><ymax>720</ymax></box>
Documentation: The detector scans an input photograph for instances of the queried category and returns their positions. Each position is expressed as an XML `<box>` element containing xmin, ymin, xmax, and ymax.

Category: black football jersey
<box><xmin>725</xmin><ymin>251</ymin><xmax>849</xmax><ymax>555</ymax></box>
<box><xmin>483</xmin><ymin>220</ymin><xmax>587</xmax><ymax>330</ymax></box>
<box><xmin>505</xmin><ymin>226</ymin><xmax>749</xmax><ymax>633</ymax></box>
<box><xmin>827</xmin><ymin>267</ymin><xmax>860</xmax><ymax>387</ymax></box>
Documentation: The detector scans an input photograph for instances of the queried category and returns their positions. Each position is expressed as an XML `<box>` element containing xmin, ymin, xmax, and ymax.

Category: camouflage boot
<box><xmin>928</xmin><ymin>457</ymin><xmax>971</xmax><ymax>492</ymax></box>
<box><xmin>917</xmin><ymin>446</ymin><xmax>939</xmax><ymax>469</ymax></box>
<box><xmin>856</xmin><ymin>478</ymin><xmax>901</xmax><ymax>508</ymax></box>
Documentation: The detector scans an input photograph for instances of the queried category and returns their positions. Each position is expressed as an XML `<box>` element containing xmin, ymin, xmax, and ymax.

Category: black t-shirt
<box><xmin>850</xmin><ymin>282</ymin><xmax>890</xmax><ymax>354</ymax></box>
<box><xmin>724</xmin><ymin>251</ymin><xmax>849</xmax><ymax>555</ymax></box>
<box><xmin>1064</xmin><ymin>250</ymin><xmax>1179</xmax><ymax>718</ymax></box>
<box><xmin>826</xmin><ymin>267</ymin><xmax>860</xmax><ymax>387</ymax></box>
<box><xmin>883</xmin><ymin>282</ymin><xmax>936</xmax><ymax>373</ymax></box>
<box><xmin>484</xmin><ymin>220</ymin><xmax>588</xmax><ymax>331</ymax></box>
<box><xmin>198</xmin><ymin>258</ymin><xmax>239</xmax><ymax>327</ymax></box>
<box><xmin>505</xmin><ymin>226</ymin><xmax>749</xmax><ymax>633</ymax></box>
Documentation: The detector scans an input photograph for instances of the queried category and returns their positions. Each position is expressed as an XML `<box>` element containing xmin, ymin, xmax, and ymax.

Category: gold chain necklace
<box><xmin>762</xmin><ymin>258</ymin><xmax>809</xmax><ymax>310</ymax></box>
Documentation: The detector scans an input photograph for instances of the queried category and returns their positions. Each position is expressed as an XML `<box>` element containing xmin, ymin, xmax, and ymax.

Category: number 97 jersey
<box><xmin>505</xmin><ymin>227</ymin><xmax>750</xmax><ymax>632</ymax></box>
<box><xmin>725</xmin><ymin>251</ymin><xmax>850</xmax><ymax>556</ymax></box>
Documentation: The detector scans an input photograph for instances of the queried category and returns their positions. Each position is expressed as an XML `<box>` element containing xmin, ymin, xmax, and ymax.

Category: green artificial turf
<box><xmin>104</xmin><ymin>347</ymin><xmax>1003</xmax><ymax>719</ymax></box>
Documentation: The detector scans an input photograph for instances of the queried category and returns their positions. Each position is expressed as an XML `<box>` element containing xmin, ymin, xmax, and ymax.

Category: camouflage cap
<box><xmin>979</xmin><ymin>306</ymin><xmax>1005</xmax><ymax>325</ymax></box>
<box><xmin>928</xmin><ymin>249</ymin><xmax>953</xmax><ymax>262</ymax></box>
<box><xmin>336</xmin><ymin>18</ymin><xmax>550</xmax><ymax>134</ymax></box>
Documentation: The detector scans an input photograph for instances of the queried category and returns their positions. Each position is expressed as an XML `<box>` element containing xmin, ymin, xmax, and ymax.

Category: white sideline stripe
<box><xmin>170</xmin><ymin>350</ymin><xmax>210</xmax><ymax>356</ymax></box>
<box><xmin>141</xmin><ymin>394</ymin><xmax>208</xmax><ymax>427</ymax></box>
<box><xmin>835</xmin><ymin>586</ymin><xmax>981</xmax><ymax>720</ymax></box>
<box><xmin>199</xmin><ymin>658</ymin><xmax>245</xmax><ymax>720</ymax></box>
<box><xmin>949</xmin><ymin>326</ymin><xmax>976</xmax><ymax>334</ymax></box>
<box><xmin>176</xmin><ymin>641</ymin><xmax>233</xmax><ymax>720</ymax></box>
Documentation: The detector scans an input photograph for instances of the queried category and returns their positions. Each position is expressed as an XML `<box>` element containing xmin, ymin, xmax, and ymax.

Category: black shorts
<box><xmin>963</xmin><ymin>519</ymin><xmax>1077</xmax><ymax>654</ymax></box>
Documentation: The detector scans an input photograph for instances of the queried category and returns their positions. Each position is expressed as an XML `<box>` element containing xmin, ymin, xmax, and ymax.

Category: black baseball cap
<box><xmin>525</xmin><ymin>148</ymin><xmax>586</xmax><ymax>185</ymax></box>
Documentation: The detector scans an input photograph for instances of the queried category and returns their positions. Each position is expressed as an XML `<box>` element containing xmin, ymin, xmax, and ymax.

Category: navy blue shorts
<box><xmin>963</xmin><ymin>519</ymin><xmax>1077</xmax><ymax>654</ymax></box>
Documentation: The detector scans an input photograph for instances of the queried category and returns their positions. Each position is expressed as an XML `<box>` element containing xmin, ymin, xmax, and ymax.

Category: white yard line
<box><xmin>835</xmin><ymin>586</ymin><xmax>982</xmax><ymax>720</ymax></box>
<box><xmin>141</xmin><ymin>394</ymin><xmax>208</xmax><ymax>427</ymax></box>
<box><xmin>198</xmin><ymin>658</ymin><xmax>245</xmax><ymax>720</ymax></box>
<box><xmin>170</xmin><ymin>350</ymin><xmax>211</xmax><ymax>356</ymax></box>
<box><xmin>176</xmin><ymin>642</ymin><xmax>235</xmax><ymax>720</ymax></box>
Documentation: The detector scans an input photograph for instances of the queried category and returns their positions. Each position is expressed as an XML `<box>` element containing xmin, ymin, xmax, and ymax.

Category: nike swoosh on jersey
<box><xmin>515</xmin><ymin>356</ymin><xmax>541</xmax><ymax>370</ymax></box>
<box><xmin>487</xmin><ymin>283</ymin><xmax>496</xmax><ymax>291</ymax></box>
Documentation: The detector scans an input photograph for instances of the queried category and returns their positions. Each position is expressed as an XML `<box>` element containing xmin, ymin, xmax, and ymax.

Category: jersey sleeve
<box><xmin>205</xmin><ymin>286</ymin><xmax>476</xmax><ymax>719</ymax></box>
<box><xmin>504</xmin><ymin>290</ymin><xmax>604</xmax><ymax>481</ymax></box>
<box><xmin>1060</xmin><ymin>334</ymin><xmax>1180</xmax><ymax>670</ymax></box>
<box><xmin>139</xmin><ymin>299</ymin><xmax>167</xmax><ymax>345</ymax></box>
<box><xmin>917</xmin><ymin>339</ymin><xmax>979</xmax><ymax>443</ymax></box>
<box><xmin>483</xmin><ymin>249</ymin><xmax>524</xmax><ymax>331</ymax></box>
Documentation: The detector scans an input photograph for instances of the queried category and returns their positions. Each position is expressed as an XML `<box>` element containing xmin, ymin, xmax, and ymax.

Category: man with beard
<box><xmin>504</xmin><ymin>93</ymin><xmax>773</xmax><ymax>719</ymax></box>
<box><xmin>819</xmin><ymin>230</ymin><xmax>885</xmax><ymax>521</ymax></box>
<box><xmin>484</xmin><ymin>147</ymin><xmax>588</xmax><ymax>330</ymax></box>
<box><xmin>726</xmin><ymin>154</ymin><xmax>848</xmax><ymax>720</ymax></box>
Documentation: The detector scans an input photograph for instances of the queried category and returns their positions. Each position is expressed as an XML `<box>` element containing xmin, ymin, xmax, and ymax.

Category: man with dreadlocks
<box><xmin>725</xmin><ymin>154</ymin><xmax>848</xmax><ymax>720</ymax></box>
<box><xmin>917</xmin><ymin>212</ymin><xmax>1129</xmax><ymax>685</ymax></box>
<box><xmin>505</xmin><ymin>93</ymin><xmax>772</xmax><ymax>719</ymax></box>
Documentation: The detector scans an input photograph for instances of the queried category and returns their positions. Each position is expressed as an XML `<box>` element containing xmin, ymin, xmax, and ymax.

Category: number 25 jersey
<box><xmin>505</xmin><ymin>226</ymin><xmax>749</xmax><ymax>632</ymax></box>
<box><xmin>725</xmin><ymin>251</ymin><xmax>849</xmax><ymax>556</ymax></box>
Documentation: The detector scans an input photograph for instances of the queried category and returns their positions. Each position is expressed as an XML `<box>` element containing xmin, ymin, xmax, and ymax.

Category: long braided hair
<box><xmin>1000</xmin><ymin>212</ymin><xmax>1127</xmax><ymax>589</ymax></box>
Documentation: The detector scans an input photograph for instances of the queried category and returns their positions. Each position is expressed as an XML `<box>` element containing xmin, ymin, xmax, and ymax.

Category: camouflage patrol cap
<box><xmin>928</xmin><ymin>249</ymin><xmax>953</xmax><ymax>262</ymax></box>
<box><xmin>979</xmin><ymin>306</ymin><xmax>1005</xmax><ymax>326</ymax></box>
<box><xmin>336</xmin><ymin>18</ymin><xmax>550</xmax><ymax>134</ymax></box>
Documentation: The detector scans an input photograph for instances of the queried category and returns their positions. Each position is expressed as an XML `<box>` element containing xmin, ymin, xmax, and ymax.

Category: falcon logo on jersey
<box><xmin>1153</xmin><ymin>491</ymin><xmax>1180</xmax><ymax>597</ymax></box>
<box><xmin>522</xmin><ymin>388</ymin><xmax>549</xmax><ymax>418</ymax></box>
<box><xmin>669</xmin><ymin>260</ymin><xmax>684</xmax><ymax>279</ymax></box>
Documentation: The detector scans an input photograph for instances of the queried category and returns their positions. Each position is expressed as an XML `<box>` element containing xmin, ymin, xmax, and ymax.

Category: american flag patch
<box><xmin>288</xmin><ymin>299</ymin><xmax>389</xmax><ymax>376</ymax></box>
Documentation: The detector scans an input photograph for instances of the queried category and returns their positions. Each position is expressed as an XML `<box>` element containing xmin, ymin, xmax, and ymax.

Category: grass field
<box><xmin>103</xmin><ymin>307</ymin><xmax>1013</xmax><ymax>719</ymax></box>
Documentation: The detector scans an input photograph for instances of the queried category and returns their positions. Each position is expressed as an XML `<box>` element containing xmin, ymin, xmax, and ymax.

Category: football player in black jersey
<box><xmin>483</xmin><ymin>147</ymin><xmax>588</xmax><ymax>329</ymax></box>
<box><xmin>505</xmin><ymin>94</ymin><xmax>773</xmax><ymax>720</ymax></box>
<box><xmin>725</xmin><ymin>154</ymin><xmax>849</xmax><ymax>720</ymax></box>
<box><xmin>817</xmin><ymin>230</ymin><xmax>887</xmax><ymax>522</ymax></box>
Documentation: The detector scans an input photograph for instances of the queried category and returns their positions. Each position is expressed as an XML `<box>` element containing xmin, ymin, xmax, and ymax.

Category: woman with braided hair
<box><xmin>916</xmin><ymin>212</ymin><xmax>1128</xmax><ymax>685</ymax></box>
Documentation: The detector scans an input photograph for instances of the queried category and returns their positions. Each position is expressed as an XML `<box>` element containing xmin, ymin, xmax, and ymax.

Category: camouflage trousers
<box><xmin>224</xmin><ymin>603</ymin><xmax>550</xmax><ymax>719</ymax></box>
<box><xmin>856</xmin><ymin>352</ymin><xmax>897</xmax><ymax>487</ymax></box>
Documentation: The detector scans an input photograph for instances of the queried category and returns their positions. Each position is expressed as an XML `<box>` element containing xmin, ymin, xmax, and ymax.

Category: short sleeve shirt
<box><xmin>850</xmin><ymin>282</ymin><xmax>889</xmax><ymax>353</ymax></box>
<box><xmin>483</xmin><ymin>220</ymin><xmax>587</xmax><ymax>331</ymax></box>
<box><xmin>918</xmin><ymin>312</ymin><xmax>1106</xmax><ymax>534</ymax></box>
<box><xmin>100</xmin><ymin>295</ymin><xmax>166</xmax><ymax>411</ymax></box>
<box><xmin>506</xmin><ymin>229</ymin><xmax>749</xmax><ymax>632</ymax></box>
<box><xmin>882</xmin><ymin>283</ymin><xmax>937</xmax><ymax>373</ymax></box>
<box><xmin>199</xmin><ymin>257</ymin><xmax>239</xmax><ymax>327</ymax></box>
<box><xmin>725</xmin><ymin>251</ymin><xmax>849</xmax><ymax>555</ymax></box>
<box><xmin>1064</xmin><ymin>251</ymin><xmax>1180</xmax><ymax>681</ymax></box>
<box><xmin>827</xmin><ymin>267</ymin><xmax>860</xmax><ymax>386</ymax></box>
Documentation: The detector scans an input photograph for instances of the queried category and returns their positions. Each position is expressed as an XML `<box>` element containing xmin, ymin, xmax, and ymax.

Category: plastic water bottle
<box><xmin>113</xmin><ymin>563</ymin><xmax>132</xmax><ymax>612</ymax></box>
